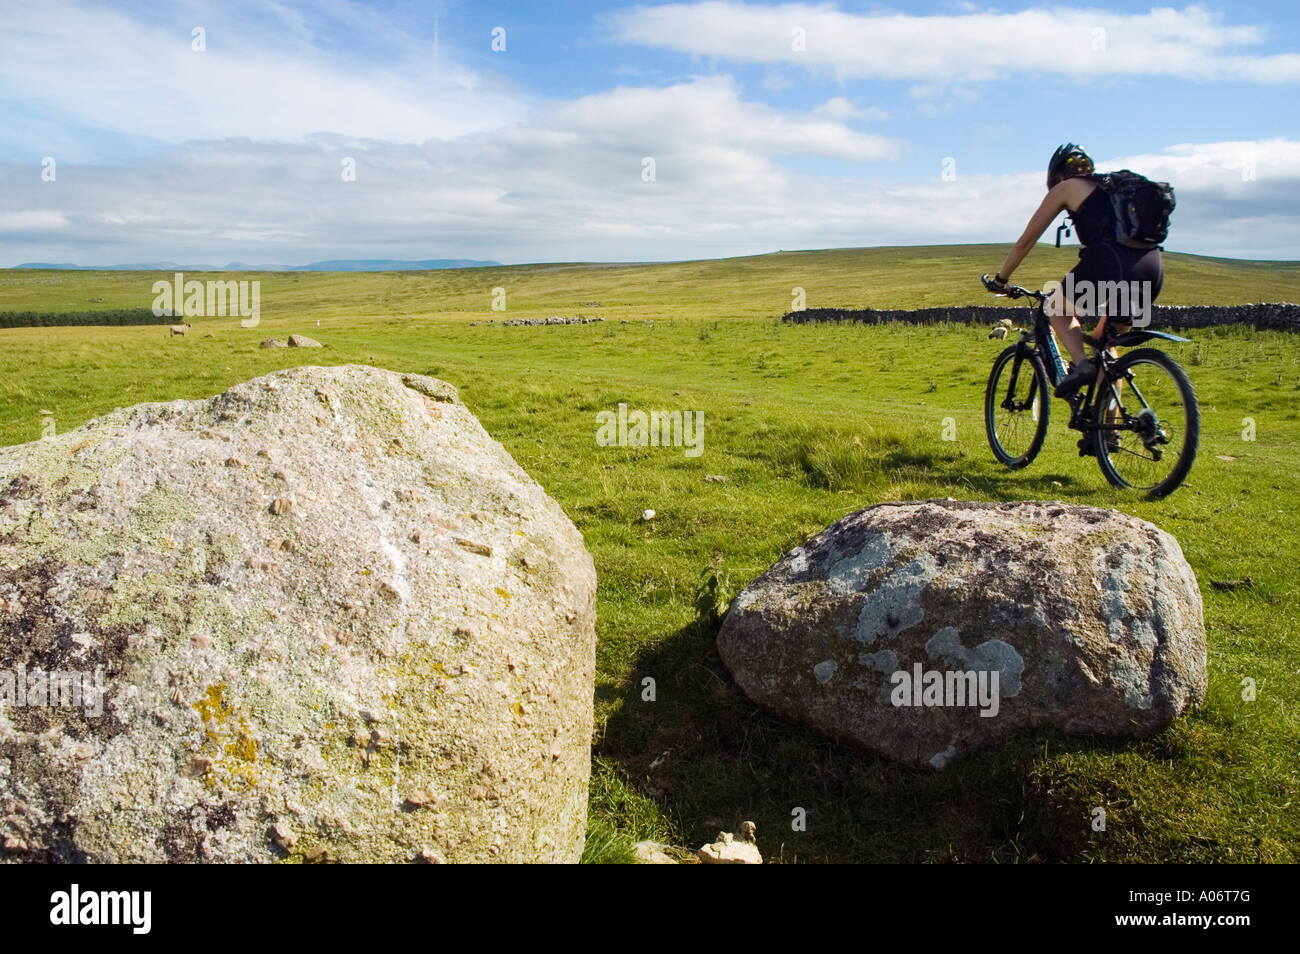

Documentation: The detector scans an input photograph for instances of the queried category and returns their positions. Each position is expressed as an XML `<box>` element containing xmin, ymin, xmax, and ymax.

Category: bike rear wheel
<box><xmin>1092</xmin><ymin>347</ymin><xmax>1199</xmax><ymax>498</ymax></box>
<box><xmin>985</xmin><ymin>345</ymin><xmax>1050</xmax><ymax>468</ymax></box>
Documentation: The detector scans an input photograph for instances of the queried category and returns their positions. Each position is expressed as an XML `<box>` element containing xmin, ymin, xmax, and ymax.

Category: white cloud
<box><xmin>5</xmin><ymin>130</ymin><xmax>1298</xmax><ymax>265</ymax></box>
<box><xmin>605</xmin><ymin>2</ymin><xmax>1300</xmax><ymax>84</ymax></box>
<box><xmin>760</xmin><ymin>71</ymin><xmax>794</xmax><ymax>93</ymax></box>
<box><xmin>1107</xmin><ymin>138</ymin><xmax>1286</xmax><ymax>190</ymax></box>
<box><xmin>0</xmin><ymin>0</ymin><xmax>526</xmax><ymax>144</ymax></box>
<box><xmin>551</xmin><ymin>76</ymin><xmax>901</xmax><ymax>162</ymax></box>
<box><xmin>812</xmin><ymin>97</ymin><xmax>887</xmax><ymax>122</ymax></box>
<box><xmin>0</xmin><ymin>211</ymin><xmax>68</xmax><ymax>230</ymax></box>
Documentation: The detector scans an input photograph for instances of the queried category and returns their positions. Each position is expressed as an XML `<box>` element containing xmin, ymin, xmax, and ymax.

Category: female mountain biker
<box><xmin>985</xmin><ymin>143</ymin><xmax>1164</xmax><ymax>398</ymax></box>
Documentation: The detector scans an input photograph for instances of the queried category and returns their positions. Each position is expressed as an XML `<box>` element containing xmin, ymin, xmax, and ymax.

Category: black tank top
<box><xmin>1068</xmin><ymin>178</ymin><xmax>1115</xmax><ymax>248</ymax></box>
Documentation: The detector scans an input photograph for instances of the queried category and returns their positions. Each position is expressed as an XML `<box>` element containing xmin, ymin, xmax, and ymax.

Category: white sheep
<box><xmin>987</xmin><ymin>318</ymin><xmax>1016</xmax><ymax>339</ymax></box>
<box><xmin>169</xmin><ymin>323</ymin><xmax>192</xmax><ymax>336</ymax></box>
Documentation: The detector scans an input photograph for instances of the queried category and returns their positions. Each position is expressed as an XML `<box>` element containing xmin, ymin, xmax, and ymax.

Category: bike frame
<box><xmin>1000</xmin><ymin>290</ymin><xmax>1189</xmax><ymax>443</ymax></box>
<box><xmin>1030</xmin><ymin>301</ymin><xmax>1068</xmax><ymax>386</ymax></box>
<box><xmin>1003</xmin><ymin>298</ymin><xmax>1137</xmax><ymax>437</ymax></box>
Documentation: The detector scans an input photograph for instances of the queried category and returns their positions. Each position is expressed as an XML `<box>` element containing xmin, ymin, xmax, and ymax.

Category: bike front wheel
<box><xmin>985</xmin><ymin>345</ymin><xmax>1050</xmax><ymax>469</ymax></box>
<box><xmin>1092</xmin><ymin>347</ymin><xmax>1199</xmax><ymax>498</ymax></box>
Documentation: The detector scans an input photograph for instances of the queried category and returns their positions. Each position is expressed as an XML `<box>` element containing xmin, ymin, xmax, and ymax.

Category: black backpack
<box><xmin>1094</xmin><ymin>170</ymin><xmax>1175</xmax><ymax>249</ymax></box>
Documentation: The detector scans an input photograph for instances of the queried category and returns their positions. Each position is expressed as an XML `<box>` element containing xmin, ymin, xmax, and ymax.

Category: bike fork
<box><xmin>1000</xmin><ymin>341</ymin><xmax>1028</xmax><ymax>410</ymax></box>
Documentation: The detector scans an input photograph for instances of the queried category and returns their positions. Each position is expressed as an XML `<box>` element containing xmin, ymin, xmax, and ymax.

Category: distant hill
<box><xmin>11</xmin><ymin>259</ymin><xmax>503</xmax><ymax>272</ymax></box>
<box><xmin>13</xmin><ymin>262</ymin><xmax>218</xmax><ymax>271</ymax></box>
<box><xmin>7</xmin><ymin>247</ymin><xmax>1299</xmax><ymax>316</ymax></box>
<box><xmin>288</xmin><ymin>259</ymin><xmax>502</xmax><ymax>271</ymax></box>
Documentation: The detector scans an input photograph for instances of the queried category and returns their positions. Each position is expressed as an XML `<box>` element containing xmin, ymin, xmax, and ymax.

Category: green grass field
<box><xmin>3</xmin><ymin>244</ymin><xmax>1299</xmax><ymax>862</ymax></box>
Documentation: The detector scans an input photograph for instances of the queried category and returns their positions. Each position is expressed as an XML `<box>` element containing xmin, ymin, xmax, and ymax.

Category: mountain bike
<box><xmin>979</xmin><ymin>275</ymin><xmax>1199</xmax><ymax>499</ymax></box>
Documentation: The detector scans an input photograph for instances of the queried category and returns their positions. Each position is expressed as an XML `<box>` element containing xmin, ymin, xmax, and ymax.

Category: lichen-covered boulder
<box><xmin>0</xmin><ymin>365</ymin><xmax>596</xmax><ymax>862</ymax></box>
<box><xmin>698</xmin><ymin>822</ymin><xmax>761</xmax><ymax>864</ymax></box>
<box><xmin>717</xmin><ymin>499</ymin><xmax>1206</xmax><ymax>770</ymax></box>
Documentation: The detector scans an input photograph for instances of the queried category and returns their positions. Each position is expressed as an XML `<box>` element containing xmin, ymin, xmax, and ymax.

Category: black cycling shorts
<box><xmin>1063</xmin><ymin>244</ymin><xmax>1163</xmax><ymax>323</ymax></box>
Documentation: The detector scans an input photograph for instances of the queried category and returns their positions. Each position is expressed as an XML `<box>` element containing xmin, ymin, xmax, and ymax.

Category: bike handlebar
<box><xmin>981</xmin><ymin>274</ymin><xmax>1047</xmax><ymax>302</ymax></box>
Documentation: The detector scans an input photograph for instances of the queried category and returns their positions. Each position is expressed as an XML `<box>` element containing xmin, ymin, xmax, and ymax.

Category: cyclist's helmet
<box><xmin>1047</xmin><ymin>143</ymin><xmax>1094</xmax><ymax>188</ymax></box>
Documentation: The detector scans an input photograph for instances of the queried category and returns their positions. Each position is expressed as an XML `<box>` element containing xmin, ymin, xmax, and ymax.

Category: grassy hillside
<box><xmin>2</xmin><ymin>245</ymin><xmax>1298</xmax><ymax>862</ymax></box>
<box><xmin>3</xmin><ymin>245</ymin><xmax>1300</xmax><ymax>327</ymax></box>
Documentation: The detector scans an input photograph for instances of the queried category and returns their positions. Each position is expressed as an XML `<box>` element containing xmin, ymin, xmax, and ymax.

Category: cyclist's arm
<box><xmin>995</xmin><ymin>183</ymin><xmax>1070</xmax><ymax>280</ymax></box>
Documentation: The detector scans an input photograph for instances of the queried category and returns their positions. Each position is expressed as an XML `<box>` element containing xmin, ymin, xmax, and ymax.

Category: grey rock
<box><xmin>260</xmin><ymin>338</ymin><xmax>288</xmax><ymax>348</ymax></box>
<box><xmin>632</xmin><ymin>840</ymin><xmax>677</xmax><ymax>864</ymax></box>
<box><xmin>698</xmin><ymin>822</ymin><xmax>761</xmax><ymax>864</ymax></box>
<box><xmin>400</xmin><ymin>374</ymin><xmax>457</xmax><ymax>403</ymax></box>
<box><xmin>717</xmin><ymin>499</ymin><xmax>1206</xmax><ymax>769</ymax></box>
<box><xmin>287</xmin><ymin>334</ymin><xmax>322</xmax><ymax>348</ymax></box>
<box><xmin>0</xmin><ymin>364</ymin><xmax>596</xmax><ymax>862</ymax></box>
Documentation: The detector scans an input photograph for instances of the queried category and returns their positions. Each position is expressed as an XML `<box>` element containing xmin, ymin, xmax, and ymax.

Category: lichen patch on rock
<box><xmin>0</xmin><ymin>364</ymin><xmax>596</xmax><ymax>862</ymax></box>
<box><xmin>717</xmin><ymin>499</ymin><xmax>1207</xmax><ymax>769</ymax></box>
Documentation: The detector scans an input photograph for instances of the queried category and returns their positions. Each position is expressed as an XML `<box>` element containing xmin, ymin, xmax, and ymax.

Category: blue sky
<box><xmin>2</xmin><ymin>0</ymin><xmax>1298</xmax><ymax>266</ymax></box>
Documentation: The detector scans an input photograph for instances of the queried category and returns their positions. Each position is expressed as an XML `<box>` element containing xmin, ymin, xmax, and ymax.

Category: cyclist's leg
<box><xmin>1103</xmin><ymin>301</ymin><xmax>1127</xmax><ymax>426</ymax></box>
<box><xmin>1104</xmin><ymin>355</ymin><xmax>1123</xmax><ymax>434</ymax></box>
<box><xmin>1090</xmin><ymin>290</ymin><xmax>1119</xmax><ymax>404</ymax></box>
<box><xmin>1046</xmin><ymin>282</ymin><xmax>1089</xmax><ymax>365</ymax></box>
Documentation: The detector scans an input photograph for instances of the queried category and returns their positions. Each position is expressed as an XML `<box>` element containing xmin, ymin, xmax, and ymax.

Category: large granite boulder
<box><xmin>0</xmin><ymin>365</ymin><xmax>596</xmax><ymax>862</ymax></box>
<box><xmin>717</xmin><ymin>499</ymin><xmax>1206</xmax><ymax>769</ymax></box>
